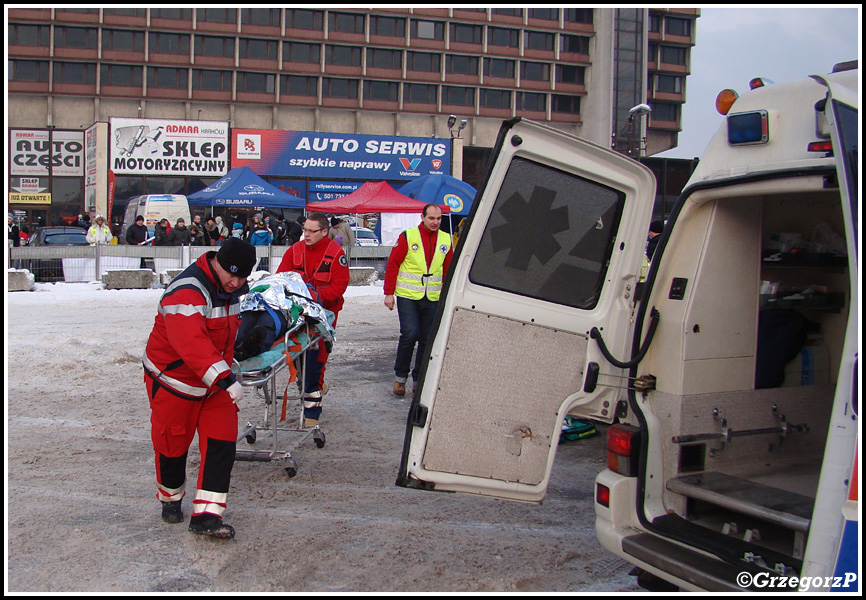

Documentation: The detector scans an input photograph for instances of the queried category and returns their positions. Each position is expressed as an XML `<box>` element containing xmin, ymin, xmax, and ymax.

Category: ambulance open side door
<box><xmin>398</xmin><ymin>118</ymin><xmax>656</xmax><ymax>502</ymax></box>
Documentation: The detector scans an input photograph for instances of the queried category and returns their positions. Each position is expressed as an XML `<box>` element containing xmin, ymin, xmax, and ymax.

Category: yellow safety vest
<box><xmin>395</xmin><ymin>227</ymin><xmax>451</xmax><ymax>301</ymax></box>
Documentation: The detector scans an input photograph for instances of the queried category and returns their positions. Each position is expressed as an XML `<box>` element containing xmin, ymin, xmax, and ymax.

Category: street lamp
<box><xmin>627</xmin><ymin>103</ymin><xmax>652</xmax><ymax>158</ymax></box>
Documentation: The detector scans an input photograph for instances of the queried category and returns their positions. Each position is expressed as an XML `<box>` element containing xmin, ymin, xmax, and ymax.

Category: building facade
<box><xmin>7</xmin><ymin>7</ymin><xmax>698</xmax><ymax>230</ymax></box>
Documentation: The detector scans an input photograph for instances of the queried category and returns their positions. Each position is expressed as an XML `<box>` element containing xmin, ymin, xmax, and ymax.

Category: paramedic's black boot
<box><xmin>189</xmin><ymin>515</ymin><xmax>235</xmax><ymax>540</ymax></box>
<box><xmin>161</xmin><ymin>500</ymin><xmax>184</xmax><ymax>524</ymax></box>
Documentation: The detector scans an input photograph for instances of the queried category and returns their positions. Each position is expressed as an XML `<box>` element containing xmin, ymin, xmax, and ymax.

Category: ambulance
<box><xmin>121</xmin><ymin>194</ymin><xmax>191</xmax><ymax>242</ymax></box>
<box><xmin>397</xmin><ymin>62</ymin><xmax>858</xmax><ymax>592</ymax></box>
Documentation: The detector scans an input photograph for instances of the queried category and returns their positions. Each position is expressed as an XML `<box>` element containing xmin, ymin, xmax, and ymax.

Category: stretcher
<box><xmin>231</xmin><ymin>273</ymin><xmax>336</xmax><ymax>477</ymax></box>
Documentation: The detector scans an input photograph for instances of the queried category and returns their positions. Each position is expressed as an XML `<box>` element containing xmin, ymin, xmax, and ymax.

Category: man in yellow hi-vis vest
<box><xmin>384</xmin><ymin>204</ymin><xmax>453</xmax><ymax>397</ymax></box>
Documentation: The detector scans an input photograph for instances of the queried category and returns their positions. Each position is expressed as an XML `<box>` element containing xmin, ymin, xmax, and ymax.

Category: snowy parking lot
<box><xmin>5</xmin><ymin>278</ymin><xmax>638</xmax><ymax>593</ymax></box>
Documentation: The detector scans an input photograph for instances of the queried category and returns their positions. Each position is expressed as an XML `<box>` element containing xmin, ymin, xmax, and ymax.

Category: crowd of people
<box><xmin>145</xmin><ymin>212</ymin><xmax>306</xmax><ymax>248</ymax></box>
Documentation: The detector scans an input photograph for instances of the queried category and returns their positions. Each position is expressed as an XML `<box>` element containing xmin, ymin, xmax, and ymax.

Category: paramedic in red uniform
<box><xmin>383</xmin><ymin>204</ymin><xmax>453</xmax><ymax>397</ymax></box>
<box><xmin>143</xmin><ymin>237</ymin><xmax>257</xmax><ymax>540</ymax></box>
<box><xmin>276</xmin><ymin>212</ymin><xmax>350</xmax><ymax>428</ymax></box>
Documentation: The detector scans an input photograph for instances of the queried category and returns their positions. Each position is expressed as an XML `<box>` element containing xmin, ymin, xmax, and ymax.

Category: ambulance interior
<box><xmin>643</xmin><ymin>178</ymin><xmax>849</xmax><ymax>564</ymax></box>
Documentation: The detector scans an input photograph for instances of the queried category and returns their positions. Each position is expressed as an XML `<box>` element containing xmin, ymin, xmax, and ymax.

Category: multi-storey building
<box><xmin>7</xmin><ymin>7</ymin><xmax>698</xmax><ymax>229</ymax></box>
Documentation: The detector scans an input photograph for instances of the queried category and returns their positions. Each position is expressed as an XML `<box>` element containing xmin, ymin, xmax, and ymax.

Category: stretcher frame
<box><xmin>233</xmin><ymin>321</ymin><xmax>326</xmax><ymax>477</ymax></box>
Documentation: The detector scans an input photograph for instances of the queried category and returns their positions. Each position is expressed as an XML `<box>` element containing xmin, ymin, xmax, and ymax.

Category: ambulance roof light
<box><xmin>749</xmin><ymin>77</ymin><xmax>774</xmax><ymax>90</ymax></box>
<box><xmin>716</xmin><ymin>89</ymin><xmax>739</xmax><ymax>115</ymax></box>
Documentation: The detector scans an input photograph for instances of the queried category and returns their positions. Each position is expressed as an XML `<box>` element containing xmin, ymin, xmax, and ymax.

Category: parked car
<box><xmin>22</xmin><ymin>226</ymin><xmax>89</xmax><ymax>281</ymax></box>
<box><xmin>351</xmin><ymin>226</ymin><xmax>380</xmax><ymax>247</ymax></box>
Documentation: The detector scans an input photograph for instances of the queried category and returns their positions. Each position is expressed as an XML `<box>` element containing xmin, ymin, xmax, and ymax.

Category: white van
<box><xmin>121</xmin><ymin>194</ymin><xmax>191</xmax><ymax>242</ymax></box>
<box><xmin>397</xmin><ymin>63</ymin><xmax>858</xmax><ymax>592</ymax></box>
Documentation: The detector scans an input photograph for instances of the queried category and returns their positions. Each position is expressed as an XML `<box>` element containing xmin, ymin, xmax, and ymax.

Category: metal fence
<box><xmin>9</xmin><ymin>244</ymin><xmax>393</xmax><ymax>283</ymax></box>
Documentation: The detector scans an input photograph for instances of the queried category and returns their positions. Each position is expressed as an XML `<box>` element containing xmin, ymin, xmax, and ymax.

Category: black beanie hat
<box><xmin>217</xmin><ymin>237</ymin><xmax>257</xmax><ymax>278</ymax></box>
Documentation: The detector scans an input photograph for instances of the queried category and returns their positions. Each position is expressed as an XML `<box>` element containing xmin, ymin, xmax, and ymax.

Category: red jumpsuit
<box><xmin>276</xmin><ymin>236</ymin><xmax>350</xmax><ymax>420</ymax></box>
<box><xmin>143</xmin><ymin>252</ymin><xmax>246</xmax><ymax>520</ymax></box>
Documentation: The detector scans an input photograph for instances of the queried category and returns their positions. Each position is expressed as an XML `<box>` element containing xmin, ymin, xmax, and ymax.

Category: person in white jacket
<box><xmin>86</xmin><ymin>215</ymin><xmax>113</xmax><ymax>245</ymax></box>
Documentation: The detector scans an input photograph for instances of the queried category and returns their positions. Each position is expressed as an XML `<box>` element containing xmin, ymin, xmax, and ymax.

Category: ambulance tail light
<box><xmin>607</xmin><ymin>424</ymin><xmax>641</xmax><ymax>477</ymax></box>
<box><xmin>807</xmin><ymin>140</ymin><xmax>834</xmax><ymax>153</ymax></box>
<box><xmin>596</xmin><ymin>483</ymin><xmax>610</xmax><ymax>508</ymax></box>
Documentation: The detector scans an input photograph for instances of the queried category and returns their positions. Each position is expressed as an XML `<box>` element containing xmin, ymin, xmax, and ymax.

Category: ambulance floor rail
<box><xmin>232</xmin><ymin>323</ymin><xmax>325</xmax><ymax>477</ymax></box>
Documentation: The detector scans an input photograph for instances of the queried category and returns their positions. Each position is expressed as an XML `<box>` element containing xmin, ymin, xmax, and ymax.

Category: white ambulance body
<box><xmin>397</xmin><ymin>63</ymin><xmax>858</xmax><ymax>592</ymax></box>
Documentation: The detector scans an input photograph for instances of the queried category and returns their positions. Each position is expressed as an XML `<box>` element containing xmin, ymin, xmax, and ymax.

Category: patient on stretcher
<box><xmin>233</xmin><ymin>272</ymin><xmax>336</xmax><ymax>364</ymax></box>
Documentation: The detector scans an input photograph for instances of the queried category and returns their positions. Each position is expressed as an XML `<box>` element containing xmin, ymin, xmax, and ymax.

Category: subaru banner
<box><xmin>109</xmin><ymin>117</ymin><xmax>229</xmax><ymax>176</ymax></box>
<box><xmin>233</xmin><ymin>129</ymin><xmax>450</xmax><ymax>180</ymax></box>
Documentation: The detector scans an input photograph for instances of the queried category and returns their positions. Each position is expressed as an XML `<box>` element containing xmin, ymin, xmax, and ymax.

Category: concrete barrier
<box><xmin>8</xmin><ymin>269</ymin><xmax>35</xmax><ymax>291</ymax></box>
<box><xmin>160</xmin><ymin>269</ymin><xmax>184</xmax><ymax>285</ymax></box>
<box><xmin>102</xmin><ymin>269</ymin><xmax>157</xmax><ymax>290</ymax></box>
<box><xmin>349</xmin><ymin>266</ymin><xmax>378</xmax><ymax>286</ymax></box>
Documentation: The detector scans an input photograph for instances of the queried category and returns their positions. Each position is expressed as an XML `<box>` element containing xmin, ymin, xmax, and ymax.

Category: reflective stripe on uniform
<box><xmin>157</xmin><ymin>481</ymin><xmax>185</xmax><ymax>502</ymax></box>
<box><xmin>192</xmin><ymin>489</ymin><xmax>227</xmax><ymax>517</ymax></box>
<box><xmin>142</xmin><ymin>355</ymin><xmax>208</xmax><ymax>397</ymax></box>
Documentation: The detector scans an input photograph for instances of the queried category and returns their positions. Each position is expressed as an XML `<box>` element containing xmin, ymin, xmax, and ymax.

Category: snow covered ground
<box><xmin>5</xmin><ymin>276</ymin><xmax>638</xmax><ymax>593</ymax></box>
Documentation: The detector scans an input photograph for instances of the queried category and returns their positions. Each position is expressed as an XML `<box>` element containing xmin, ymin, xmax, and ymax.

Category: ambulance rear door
<box><xmin>398</xmin><ymin>118</ymin><xmax>656</xmax><ymax>502</ymax></box>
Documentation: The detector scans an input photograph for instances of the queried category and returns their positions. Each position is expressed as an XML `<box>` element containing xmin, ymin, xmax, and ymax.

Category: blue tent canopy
<box><xmin>188</xmin><ymin>166</ymin><xmax>305</xmax><ymax>209</ymax></box>
<box><xmin>397</xmin><ymin>174</ymin><xmax>476</xmax><ymax>216</ymax></box>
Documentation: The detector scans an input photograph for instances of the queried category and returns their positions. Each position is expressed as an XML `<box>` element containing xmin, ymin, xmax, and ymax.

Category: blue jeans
<box><xmin>394</xmin><ymin>296</ymin><xmax>438</xmax><ymax>382</ymax></box>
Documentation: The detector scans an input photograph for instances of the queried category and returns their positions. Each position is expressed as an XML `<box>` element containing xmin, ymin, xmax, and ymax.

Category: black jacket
<box><xmin>126</xmin><ymin>222</ymin><xmax>149</xmax><ymax>245</ymax></box>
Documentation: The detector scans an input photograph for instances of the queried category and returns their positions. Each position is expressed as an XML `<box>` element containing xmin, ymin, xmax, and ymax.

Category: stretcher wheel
<box><xmin>245</xmin><ymin>430</ymin><xmax>257</xmax><ymax>444</ymax></box>
<box><xmin>314</xmin><ymin>430</ymin><xmax>326</xmax><ymax>449</ymax></box>
<box><xmin>285</xmin><ymin>458</ymin><xmax>298</xmax><ymax>477</ymax></box>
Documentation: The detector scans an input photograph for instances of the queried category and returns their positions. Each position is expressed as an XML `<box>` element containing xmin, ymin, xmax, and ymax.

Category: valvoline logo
<box><xmin>400</xmin><ymin>158</ymin><xmax>421</xmax><ymax>171</ymax></box>
<box><xmin>432</xmin><ymin>159</ymin><xmax>442</xmax><ymax>170</ymax></box>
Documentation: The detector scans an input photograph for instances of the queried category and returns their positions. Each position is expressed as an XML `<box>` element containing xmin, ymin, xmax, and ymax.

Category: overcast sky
<box><xmin>658</xmin><ymin>6</ymin><xmax>861</xmax><ymax>159</ymax></box>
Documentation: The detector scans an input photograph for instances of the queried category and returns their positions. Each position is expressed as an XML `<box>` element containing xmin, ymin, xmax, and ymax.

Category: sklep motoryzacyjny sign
<box><xmin>109</xmin><ymin>117</ymin><xmax>229</xmax><ymax>177</ymax></box>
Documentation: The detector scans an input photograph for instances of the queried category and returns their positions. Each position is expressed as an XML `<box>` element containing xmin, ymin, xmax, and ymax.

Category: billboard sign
<box><xmin>232</xmin><ymin>129</ymin><xmax>450</xmax><ymax>180</ymax></box>
<box><xmin>109</xmin><ymin>117</ymin><xmax>229</xmax><ymax>176</ymax></box>
<box><xmin>10</xmin><ymin>129</ymin><xmax>84</xmax><ymax>177</ymax></box>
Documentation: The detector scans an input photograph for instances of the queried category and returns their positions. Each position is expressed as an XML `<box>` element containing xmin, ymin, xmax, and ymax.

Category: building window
<box><xmin>529</xmin><ymin>8</ymin><xmax>559</xmax><ymax>21</ymax></box>
<box><xmin>241</xmin><ymin>8</ymin><xmax>280</xmax><ymax>27</ymax></box>
<box><xmin>488</xmin><ymin>26</ymin><xmax>519</xmax><ymax>49</ymax></box>
<box><xmin>104</xmin><ymin>8</ymin><xmax>146</xmax><ymax>18</ymax></box>
<box><xmin>322</xmin><ymin>77</ymin><xmax>358</xmax><ymax>99</ymax></box>
<box><xmin>649</xmin><ymin>14</ymin><xmax>661</xmax><ymax>33</ymax></box>
<box><xmin>450</xmin><ymin>23</ymin><xmax>482</xmax><ymax>45</ymax></box>
<box><xmin>286</xmin><ymin>9</ymin><xmax>324</xmax><ymax>31</ymax></box>
<box><xmin>481</xmin><ymin>88</ymin><xmax>511</xmax><ymax>110</ymax></box>
<box><xmin>442</xmin><ymin>85</ymin><xmax>475</xmax><ymax>107</ymax></box>
<box><xmin>367</xmin><ymin>48</ymin><xmax>402</xmax><ymax>70</ymax></box>
<box><xmin>521</xmin><ymin>61</ymin><xmax>550</xmax><ymax>82</ymax></box>
<box><xmin>194</xmin><ymin>35</ymin><xmax>235</xmax><ymax>58</ymax></box>
<box><xmin>492</xmin><ymin>8</ymin><xmax>522</xmax><ymax>18</ymax></box>
<box><xmin>665</xmin><ymin>17</ymin><xmax>691</xmax><ymax>37</ymax></box>
<box><xmin>100</xmin><ymin>64</ymin><xmax>143</xmax><ymax>87</ymax></box>
<box><xmin>516</xmin><ymin>91</ymin><xmax>546</xmax><ymax>112</ymax></box>
<box><xmin>655</xmin><ymin>74</ymin><xmax>683</xmax><ymax>94</ymax></box>
<box><xmin>53</xmin><ymin>61</ymin><xmax>96</xmax><ymax>84</ymax></box>
<box><xmin>484</xmin><ymin>57</ymin><xmax>515</xmax><ymax>79</ymax></box>
<box><xmin>192</xmin><ymin>68</ymin><xmax>231</xmax><ymax>91</ymax></box>
<box><xmin>284</xmin><ymin>41</ymin><xmax>321</xmax><ymax>64</ymax></box>
<box><xmin>370</xmin><ymin>15</ymin><xmax>405</xmax><ymax>37</ymax></box>
<box><xmin>446</xmin><ymin>54</ymin><xmax>479</xmax><ymax>76</ymax></box>
<box><xmin>56</xmin><ymin>8</ymin><xmax>98</xmax><ymax>15</ymax></box>
<box><xmin>328</xmin><ymin>12</ymin><xmax>365</xmax><ymax>35</ymax></box>
<box><xmin>151</xmin><ymin>8</ymin><xmax>192</xmax><ymax>20</ymax></box>
<box><xmin>239</xmin><ymin>38</ymin><xmax>278</xmax><ymax>61</ymax></box>
<box><xmin>9</xmin><ymin>59</ymin><xmax>49</xmax><ymax>82</ymax></box>
<box><xmin>659</xmin><ymin>45</ymin><xmax>687</xmax><ymax>66</ymax></box>
<box><xmin>281</xmin><ymin>74</ymin><xmax>317</xmax><ymax>96</ymax></box>
<box><xmin>651</xmin><ymin>102</ymin><xmax>679</xmax><ymax>121</ymax></box>
<box><xmin>148</xmin><ymin>66</ymin><xmax>187</xmax><ymax>89</ymax></box>
<box><xmin>562</xmin><ymin>34</ymin><xmax>590</xmax><ymax>55</ymax></box>
<box><xmin>325</xmin><ymin>45</ymin><xmax>361</xmax><ymax>67</ymax></box>
<box><xmin>364</xmin><ymin>80</ymin><xmax>398</xmax><ymax>102</ymax></box>
<box><xmin>54</xmin><ymin>26</ymin><xmax>98</xmax><ymax>49</ymax></box>
<box><xmin>556</xmin><ymin>64</ymin><xmax>585</xmax><ymax>85</ymax></box>
<box><xmin>564</xmin><ymin>8</ymin><xmax>593</xmax><ymax>24</ymax></box>
<box><xmin>8</xmin><ymin>24</ymin><xmax>50</xmax><ymax>46</ymax></box>
<box><xmin>411</xmin><ymin>19</ymin><xmax>444</xmax><ymax>41</ymax></box>
<box><xmin>525</xmin><ymin>31</ymin><xmax>554</xmax><ymax>52</ymax></box>
<box><xmin>196</xmin><ymin>8</ymin><xmax>237</xmax><ymax>24</ymax></box>
<box><xmin>238</xmin><ymin>71</ymin><xmax>275</xmax><ymax>94</ymax></box>
<box><xmin>406</xmin><ymin>51</ymin><xmax>440</xmax><ymax>73</ymax></box>
<box><xmin>552</xmin><ymin>94</ymin><xmax>581</xmax><ymax>114</ymax></box>
<box><xmin>103</xmin><ymin>29</ymin><xmax>145</xmax><ymax>52</ymax></box>
<box><xmin>148</xmin><ymin>32</ymin><xmax>189</xmax><ymax>55</ymax></box>
<box><xmin>405</xmin><ymin>83</ymin><xmax>437</xmax><ymax>104</ymax></box>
